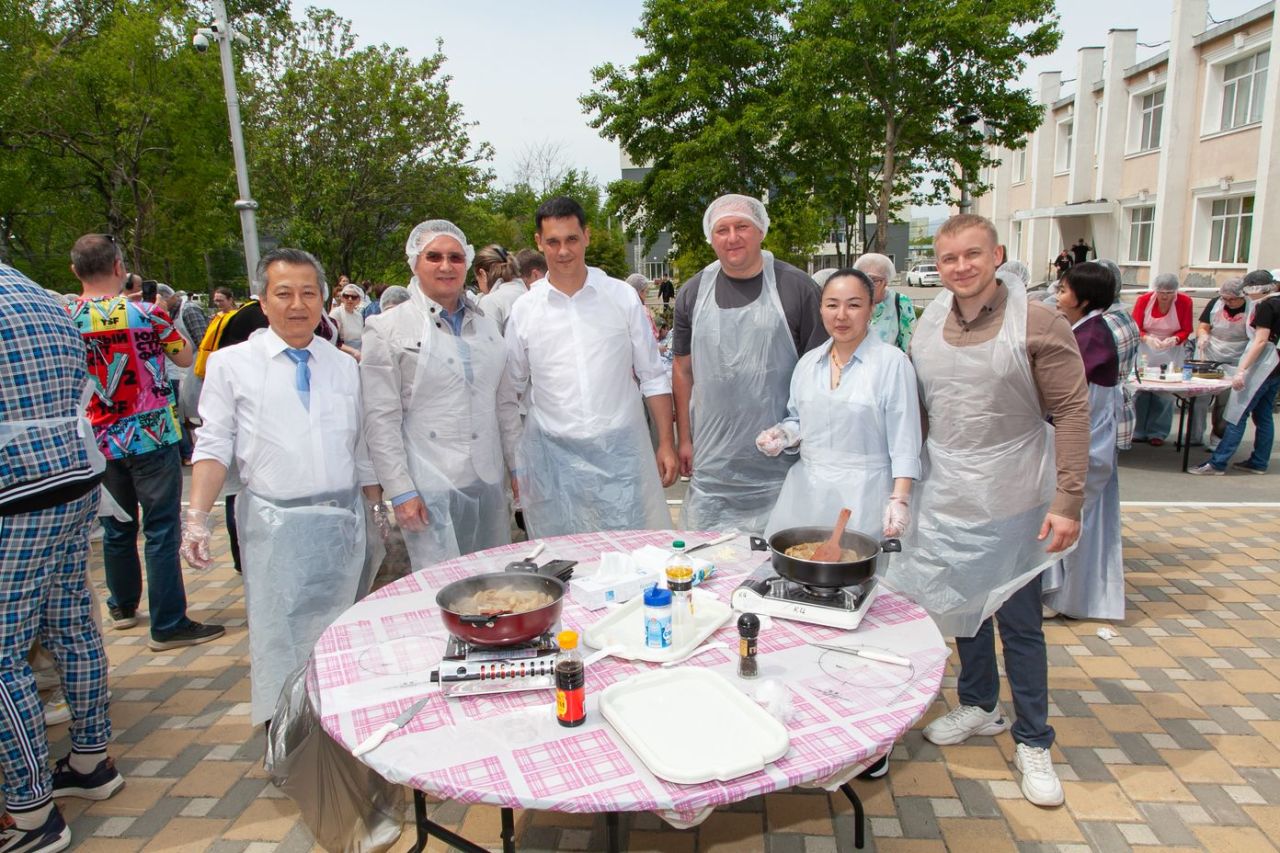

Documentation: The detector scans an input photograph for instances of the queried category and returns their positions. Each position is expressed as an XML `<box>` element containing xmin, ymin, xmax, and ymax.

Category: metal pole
<box><xmin>210</xmin><ymin>0</ymin><xmax>261</xmax><ymax>292</ymax></box>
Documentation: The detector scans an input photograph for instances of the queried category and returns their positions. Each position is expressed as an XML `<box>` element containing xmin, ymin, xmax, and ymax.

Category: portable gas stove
<box><xmin>732</xmin><ymin>573</ymin><xmax>879</xmax><ymax>630</ymax></box>
<box><xmin>429</xmin><ymin>632</ymin><xmax>559</xmax><ymax>698</ymax></box>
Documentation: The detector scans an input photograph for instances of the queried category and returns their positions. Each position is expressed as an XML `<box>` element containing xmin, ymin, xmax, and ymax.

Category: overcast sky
<box><xmin>306</xmin><ymin>0</ymin><xmax>1266</xmax><ymax>208</ymax></box>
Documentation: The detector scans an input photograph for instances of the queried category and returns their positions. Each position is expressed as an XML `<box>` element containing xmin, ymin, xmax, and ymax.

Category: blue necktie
<box><xmin>284</xmin><ymin>348</ymin><xmax>311</xmax><ymax>410</ymax></box>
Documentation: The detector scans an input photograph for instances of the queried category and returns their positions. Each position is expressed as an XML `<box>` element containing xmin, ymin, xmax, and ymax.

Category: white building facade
<box><xmin>975</xmin><ymin>0</ymin><xmax>1280</xmax><ymax>288</ymax></box>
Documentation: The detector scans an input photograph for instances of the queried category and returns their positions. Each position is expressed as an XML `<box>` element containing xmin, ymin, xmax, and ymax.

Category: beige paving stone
<box><xmin>1205</xmin><ymin>734</ymin><xmax>1280</xmax><ymax>768</ymax></box>
<box><xmin>940</xmin><ymin>745</ymin><xmax>1015</xmax><ymax>780</ymax></box>
<box><xmin>1137</xmin><ymin>691</ymin><xmax>1211</xmax><ymax>720</ymax></box>
<box><xmin>997</xmin><ymin>800</ymin><xmax>1086</xmax><ymax>842</ymax></box>
<box><xmin>1061</xmin><ymin>781</ymin><xmax>1141</xmax><ymax>822</ymax></box>
<box><xmin>140</xmin><ymin>817</ymin><xmax>231</xmax><ymax>851</ymax></box>
<box><xmin>1220</xmin><ymin>668</ymin><xmax>1280</xmax><ymax>694</ymax></box>
<box><xmin>1190</xmin><ymin>825</ymin><xmax>1279</xmax><ymax>852</ymax></box>
<box><xmin>938</xmin><ymin>817</ymin><xmax>1018</xmax><ymax>853</ymax></box>
<box><xmin>222</xmin><ymin>798</ymin><xmax>302</xmax><ymax>841</ymax></box>
<box><xmin>873</xmin><ymin>842</ymin><xmax>948</xmax><ymax>853</ymax></box>
<box><xmin>1242</xmin><ymin>805</ymin><xmax>1280</xmax><ymax>841</ymax></box>
<box><xmin>1113</xmin><ymin>645</ymin><xmax>1179</xmax><ymax>668</ymax></box>
<box><xmin>888</xmin><ymin>761</ymin><xmax>957</xmax><ymax>798</ymax></box>
<box><xmin>1110</xmin><ymin>765</ymin><xmax>1197</xmax><ymax>803</ymax></box>
<box><xmin>1158</xmin><ymin>749</ymin><xmax>1247</xmax><ymax>784</ymax></box>
<box><xmin>83</xmin><ymin>777</ymin><xmax>176</xmax><ymax>816</ymax></box>
<box><xmin>167</xmin><ymin>760</ymin><xmax>255</xmax><ymax>798</ymax></box>
<box><xmin>832</xmin><ymin>777</ymin><xmax>896</xmax><ymax>817</ymax></box>
<box><xmin>1050</xmin><ymin>717</ymin><xmax>1117</xmax><ymax>748</ymax></box>
<box><xmin>122</xmin><ymin>728</ymin><xmax>200</xmax><ymax>758</ymax></box>
<box><xmin>1157</xmin><ymin>637</ymin><xmax>1217</xmax><ymax>658</ymax></box>
<box><xmin>1090</xmin><ymin>703</ymin><xmax>1166</xmax><ymax>733</ymax></box>
<box><xmin>764</xmin><ymin>792</ymin><xmax>833</xmax><ymax>834</ymax></box>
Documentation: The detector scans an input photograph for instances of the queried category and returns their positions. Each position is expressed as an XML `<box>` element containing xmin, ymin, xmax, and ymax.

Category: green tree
<box><xmin>788</xmin><ymin>0</ymin><xmax>1059</xmax><ymax>251</ymax></box>
<box><xmin>245</xmin><ymin>8</ymin><xmax>492</xmax><ymax>283</ymax></box>
<box><xmin>582</xmin><ymin>0</ymin><xmax>791</xmax><ymax>258</ymax></box>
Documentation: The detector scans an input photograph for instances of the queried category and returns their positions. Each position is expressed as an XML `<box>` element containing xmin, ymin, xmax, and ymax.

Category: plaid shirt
<box><xmin>1103</xmin><ymin>304</ymin><xmax>1141</xmax><ymax>451</ymax></box>
<box><xmin>0</xmin><ymin>264</ymin><xmax>95</xmax><ymax>507</ymax></box>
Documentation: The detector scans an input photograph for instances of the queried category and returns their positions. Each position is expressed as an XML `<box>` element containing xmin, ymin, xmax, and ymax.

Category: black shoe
<box><xmin>148</xmin><ymin>620</ymin><xmax>225</xmax><ymax>651</ymax></box>
<box><xmin>106</xmin><ymin>604</ymin><xmax>137</xmax><ymax>630</ymax></box>
<box><xmin>51</xmin><ymin>755</ymin><xmax>124</xmax><ymax>801</ymax></box>
<box><xmin>856</xmin><ymin>755</ymin><xmax>889</xmax><ymax>780</ymax></box>
<box><xmin>0</xmin><ymin>807</ymin><xmax>70</xmax><ymax>853</ymax></box>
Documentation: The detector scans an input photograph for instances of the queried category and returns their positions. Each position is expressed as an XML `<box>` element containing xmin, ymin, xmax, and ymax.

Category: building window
<box><xmin>644</xmin><ymin>260</ymin><xmax>670</xmax><ymax>280</ymax></box>
<box><xmin>1010</xmin><ymin>221</ymin><xmax>1024</xmax><ymax>261</ymax></box>
<box><xmin>1012</xmin><ymin>147</ymin><xmax>1027</xmax><ymax>183</ymax></box>
<box><xmin>1139</xmin><ymin>89</ymin><xmax>1164</xmax><ymax>150</ymax></box>
<box><xmin>1127</xmin><ymin>206</ymin><xmax>1155</xmax><ymax>263</ymax></box>
<box><xmin>1055</xmin><ymin>120</ymin><xmax>1073</xmax><ymax>173</ymax></box>
<box><xmin>1221</xmin><ymin>50</ymin><xmax>1267</xmax><ymax>130</ymax></box>
<box><xmin>1208</xmin><ymin>196</ymin><xmax>1254</xmax><ymax>263</ymax></box>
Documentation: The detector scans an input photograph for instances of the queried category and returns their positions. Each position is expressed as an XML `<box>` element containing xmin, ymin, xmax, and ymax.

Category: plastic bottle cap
<box><xmin>557</xmin><ymin>630</ymin><xmax>579</xmax><ymax>650</ymax></box>
<box><xmin>672</xmin><ymin>540</ymin><xmax>685</xmax><ymax>549</ymax></box>
<box><xmin>737</xmin><ymin>613</ymin><xmax>761</xmax><ymax>636</ymax></box>
<box><xmin>644</xmin><ymin>586</ymin><xmax>672</xmax><ymax>606</ymax></box>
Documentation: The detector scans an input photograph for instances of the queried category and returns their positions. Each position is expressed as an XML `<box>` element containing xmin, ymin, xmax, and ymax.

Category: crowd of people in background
<box><xmin>7</xmin><ymin>192</ymin><xmax>1280</xmax><ymax>849</ymax></box>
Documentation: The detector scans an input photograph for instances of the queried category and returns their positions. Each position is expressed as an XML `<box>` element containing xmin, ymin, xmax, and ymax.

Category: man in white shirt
<box><xmin>498</xmin><ymin>197</ymin><xmax>678</xmax><ymax>536</ymax></box>
<box><xmin>180</xmin><ymin>248</ymin><xmax>384</xmax><ymax>728</ymax></box>
<box><xmin>361</xmin><ymin>220</ymin><xmax>510</xmax><ymax>570</ymax></box>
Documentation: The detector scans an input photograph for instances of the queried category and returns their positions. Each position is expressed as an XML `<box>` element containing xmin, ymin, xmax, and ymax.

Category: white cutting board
<box><xmin>600</xmin><ymin>668</ymin><xmax>790</xmax><ymax>785</ymax></box>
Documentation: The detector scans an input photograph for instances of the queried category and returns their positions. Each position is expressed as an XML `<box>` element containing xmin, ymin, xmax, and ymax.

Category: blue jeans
<box><xmin>1209</xmin><ymin>374</ymin><xmax>1280</xmax><ymax>471</ymax></box>
<box><xmin>100</xmin><ymin>444</ymin><xmax>188</xmax><ymax>634</ymax></box>
<box><xmin>955</xmin><ymin>573</ymin><xmax>1054</xmax><ymax>748</ymax></box>
<box><xmin>1133</xmin><ymin>390</ymin><xmax>1173</xmax><ymax>441</ymax></box>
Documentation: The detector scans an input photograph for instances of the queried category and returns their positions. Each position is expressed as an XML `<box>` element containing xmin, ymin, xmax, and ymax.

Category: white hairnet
<box><xmin>340</xmin><ymin>282</ymin><xmax>364</xmax><ymax>298</ymax></box>
<box><xmin>405</xmin><ymin>219</ymin><xmax>475</xmax><ymax>272</ymax></box>
<box><xmin>1219</xmin><ymin>277</ymin><xmax>1245</xmax><ymax>298</ymax></box>
<box><xmin>997</xmin><ymin>260</ymin><xmax>1030</xmax><ymax>287</ymax></box>
<box><xmin>702</xmin><ymin>194</ymin><xmax>770</xmax><ymax>242</ymax></box>
<box><xmin>812</xmin><ymin>268</ymin><xmax>839</xmax><ymax>287</ymax></box>
<box><xmin>1152</xmin><ymin>272</ymin><xmax>1180</xmax><ymax>292</ymax></box>
<box><xmin>379</xmin><ymin>285</ymin><xmax>410</xmax><ymax>310</ymax></box>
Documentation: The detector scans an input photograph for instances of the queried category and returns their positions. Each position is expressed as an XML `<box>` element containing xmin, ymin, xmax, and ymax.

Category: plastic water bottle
<box><xmin>643</xmin><ymin>586</ymin><xmax>673</xmax><ymax>649</ymax></box>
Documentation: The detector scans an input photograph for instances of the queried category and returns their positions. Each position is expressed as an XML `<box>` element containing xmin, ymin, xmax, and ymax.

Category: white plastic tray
<box><xmin>582</xmin><ymin>589</ymin><xmax>731</xmax><ymax>662</ymax></box>
<box><xmin>599</xmin><ymin>668</ymin><xmax>790</xmax><ymax>784</ymax></box>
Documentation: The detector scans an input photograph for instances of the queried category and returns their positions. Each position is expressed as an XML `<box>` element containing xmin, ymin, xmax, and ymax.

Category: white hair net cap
<box><xmin>812</xmin><ymin>268</ymin><xmax>839</xmax><ymax>287</ymax></box>
<box><xmin>1153</xmin><ymin>272</ymin><xmax>1180</xmax><ymax>292</ymax></box>
<box><xmin>702</xmin><ymin>194</ymin><xmax>770</xmax><ymax>242</ymax></box>
<box><xmin>380</xmin><ymin>285</ymin><xmax>410</xmax><ymax>310</ymax></box>
<box><xmin>405</xmin><ymin>219</ymin><xmax>475</xmax><ymax>272</ymax></box>
<box><xmin>340</xmin><ymin>282</ymin><xmax>364</xmax><ymax>298</ymax></box>
<box><xmin>624</xmin><ymin>273</ymin><xmax>649</xmax><ymax>295</ymax></box>
<box><xmin>997</xmin><ymin>260</ymin><xmax>1030</xmax><ymax>287</ymax></box>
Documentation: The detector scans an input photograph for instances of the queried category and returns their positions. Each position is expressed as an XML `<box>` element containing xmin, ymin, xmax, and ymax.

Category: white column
<box><xmin>990</xmin><ymin>143</ymin><xmax>1011</xmax><ymax>243</ymax></box>
<box><xmin>1248</xmin><ymin>20</ymin><xmax>1280</xmax><ymax>267</ymax></box>
<box><xmin>1150</xmin><ymin>0</ymin><xmax>1208</xmax><ymax>279</ymax></box>
<box><xmin>1094</xmin><ymin>29</ymin><xmax>1139</xmax><ymax>261</ymax></box>
<box><xmin>1069</xmin><ymin>47</ymin><xmax>1105</xmax><ymax>203</ymax></box>
<box><xmin>1029</xmin><ymin>72</ymin><xmax>1062</xmax><ymax>281</ymax></box>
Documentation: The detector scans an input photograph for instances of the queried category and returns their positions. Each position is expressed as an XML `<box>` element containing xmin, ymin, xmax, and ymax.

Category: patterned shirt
<box><xmin>0</xmin><ymin>264</ymin><xmax>97</xmax><ymax>508</ymax></box>
<box><xmin>870</xmin><ymin>291</ymin><xmax>918</xmax><ymax>352</ymax></box>
<box><xmin>69</xmin><ymin>295</ymin><xmax>185</xmax><ymax>459</ymax></box>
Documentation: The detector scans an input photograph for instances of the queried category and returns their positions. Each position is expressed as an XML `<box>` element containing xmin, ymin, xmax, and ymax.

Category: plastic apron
<box><xmin>1224</xmin><ymin>343</ymin><xmax>1280</xmax><ymax>425</ymax></box>
<box><xmin>400</xmin><ymin>303</ymin><xmax>510</xmax><ymax>570</ymax></box>
<box><xmin>516</xmin><ymin>296</ymin><xmax>668</xmax><ymax>538</ymax></box>
<box><xmin>763</xmin><ymin>344</ymin><xmax>892</xmax><ymax>539</ymax></box>
<box><xmin>1203</xmin><ymin>298</ymin><xmax>1254</xmax><ymax>364</ymax></box>
<box><xmin>1042</xmin><ymin>379</ymin><xmax>1124</xmax><ymax>620</ymax></box>
<box><xmin>1139</xmin><ymin>296</ymin><xmax>1183</xmax><ymax>367</ymax></box>
<box><xmin>681</xmin><ymin>252</ymin><xmax>799</xmax><ymax>534</ymax></box>
<box><xmin>236</xmin><ymin>357</ymin><xmax>369</xmax><ymax>726</ymax></box>
<box><xmin>885</xmin><ymin>280</ymin><xmax>1067</xmax><ymax>638</ymax></box>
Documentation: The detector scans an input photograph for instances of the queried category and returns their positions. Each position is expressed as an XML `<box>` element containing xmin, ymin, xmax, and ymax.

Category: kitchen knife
<box><xmin>809</xmin><ymin>643</ymin><xmax>912</xmax><ymax>668</ymax></box>
<box><xmin>683</xmin><ymin>530</ymin><xmax>738</xmax><ymax>555</ymax></box>
<box><xmin>352</xmin><ymin>696</ymin><xmax>430</xmax><ymax>757</ymax></box>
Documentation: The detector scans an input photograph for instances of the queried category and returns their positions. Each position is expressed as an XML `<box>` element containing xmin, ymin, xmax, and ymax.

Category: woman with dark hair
<box><xmin>756</xmin><ymin>268</ymin><xmax>922</xmax><ymax>542</ymax></box>
<box><xmin>1043</xmin><ymin>262</ymin><xmax>1124</xmax><ymax>620</ymax></box>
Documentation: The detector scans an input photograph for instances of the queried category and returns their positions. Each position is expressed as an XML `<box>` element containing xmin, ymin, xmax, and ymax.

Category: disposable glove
<box><xmin>180</xmin><ymin>508</ymin><xmax>215</xmax><ymax>571</ymax></box>
<box><xmin>755</xmin><ymin>426</ymin><xmax>788</xmax><ymax>457</ymax></box>
<box><xmin>882</xmin><ymin>496</ymin><xmax>911</xmax><ymax>538</ymax></box>
<box><xmin>370</xmin><ymin>500</ymin><xmax>391</xmax><ymax>541</ymax></box>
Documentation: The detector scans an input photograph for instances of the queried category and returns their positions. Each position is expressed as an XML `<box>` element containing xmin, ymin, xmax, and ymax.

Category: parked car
<box><xmin>906</xmin><ymin>262</ymin><xmax>941</xmax><ymax>287</ymax></box>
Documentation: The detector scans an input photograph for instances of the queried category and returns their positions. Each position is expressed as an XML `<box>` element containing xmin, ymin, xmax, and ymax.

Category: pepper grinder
<box><xmin>737</xmin><ymin>613</ymin><xmax>760</xmax><ymax>679</ymax></box>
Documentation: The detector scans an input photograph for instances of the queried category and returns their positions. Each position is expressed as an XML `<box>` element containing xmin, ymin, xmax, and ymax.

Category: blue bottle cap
<box><xmin>644</xmin><ymin>586</ymin><xmax>672</xmax><ymax>606</ymax></box>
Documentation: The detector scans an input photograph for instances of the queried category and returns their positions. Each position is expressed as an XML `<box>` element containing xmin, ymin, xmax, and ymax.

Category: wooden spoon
<box><xmin>810</xmin><ymin>507</ymin><xmax>852</xmax><ymax>562</ymax></box>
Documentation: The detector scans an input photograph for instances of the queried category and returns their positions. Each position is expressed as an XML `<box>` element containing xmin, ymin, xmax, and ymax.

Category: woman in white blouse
<box><xmin>756</xmin><ymin>268</ymin><xmax>922</xmax><ymax>540</ymax></box>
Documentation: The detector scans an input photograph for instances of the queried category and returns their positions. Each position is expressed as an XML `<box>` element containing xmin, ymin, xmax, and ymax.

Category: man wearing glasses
<box><xmin>854</xmin><ymin>252</ymin><xmax>917</xmax><ymax>352</ymax></box>
<box><xmin>360</xmin><ymin>220</ymin><xmax>511</xmax><ymax>571</ymax></box>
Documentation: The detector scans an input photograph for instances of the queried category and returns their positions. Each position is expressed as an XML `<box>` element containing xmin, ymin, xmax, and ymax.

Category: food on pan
<box><xmin>783</xmin><ymin>542</ymin><xmax>862</xmax><ymax>561</ymax></box>
<box><xmin>453</xmin><ymin>587</ymin><xmax>555</xmax><ymax>617</ymax></box>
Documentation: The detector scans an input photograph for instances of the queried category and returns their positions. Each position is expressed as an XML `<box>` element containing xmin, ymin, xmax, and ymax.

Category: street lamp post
<box><xmin>196</xmin><ymin>0</ymin><xmax>260</xmax><ymax>292</ymax></box>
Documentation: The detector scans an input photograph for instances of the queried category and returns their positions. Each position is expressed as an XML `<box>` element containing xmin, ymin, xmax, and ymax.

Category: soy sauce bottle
<box><xmin>555</xmin><ymin>630</ymin><xmax>586</xmax><ymax>727</ymax></box>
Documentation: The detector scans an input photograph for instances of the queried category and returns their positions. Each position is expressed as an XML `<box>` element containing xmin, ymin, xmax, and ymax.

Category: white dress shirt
<box><xmin>497</xmin><ymin>267</ymin><xmax>671</xmax><ymax>469</ymax></box>
<box><xmin>194</xmin><ymin>328</ymin><xmax>376</xmax><ymax>501</ymax></box>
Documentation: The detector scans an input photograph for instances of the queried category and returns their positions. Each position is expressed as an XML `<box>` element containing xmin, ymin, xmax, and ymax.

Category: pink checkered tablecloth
<box><xmin>310</xmin><ymin>530</ymin><xmax>947</xmax><ymax>828</ymax></box>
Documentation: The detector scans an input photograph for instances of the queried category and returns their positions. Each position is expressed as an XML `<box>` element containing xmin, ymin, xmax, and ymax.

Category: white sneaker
<box><xmin>44</xmin><ymin>691</ymin><xmax>72</xmax><ymax>726</ymax></box>
<box><xmin>1015</xmin><ymin>742</ymin><xmax>1064</xmax><ymax>807</ymax></box>
<box><xmin>922</xmin><ymin>704</ymin><xmax>1010</xmax><ymax>745</ymax></box>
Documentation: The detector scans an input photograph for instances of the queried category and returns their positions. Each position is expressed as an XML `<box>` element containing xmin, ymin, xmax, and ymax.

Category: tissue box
<box><xmin>571</xmin><ymin>552</ymin><xmax>656</xmax><ymax>610</ymax></box>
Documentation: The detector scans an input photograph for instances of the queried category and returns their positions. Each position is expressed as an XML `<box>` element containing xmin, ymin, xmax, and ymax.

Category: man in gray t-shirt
<box><xmin>673</xmin><ymin>194</ymin><xmax>825</xmax><ymax>534</ymax></box>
